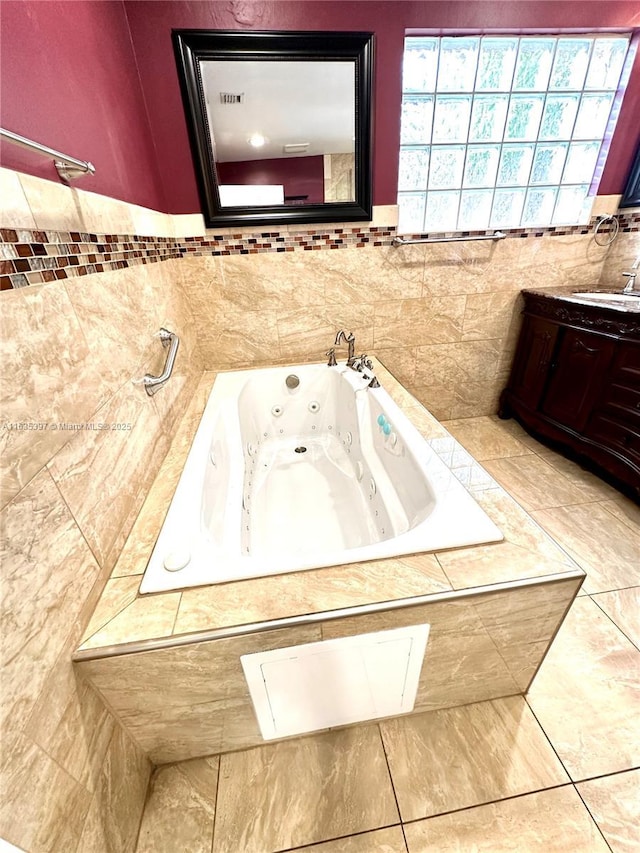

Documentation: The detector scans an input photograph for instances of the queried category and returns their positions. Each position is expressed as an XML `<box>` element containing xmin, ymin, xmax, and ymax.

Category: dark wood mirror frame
<box><xmin>619</xmin><ymin>141</ymin><xmax>640</xmax><ymax>208</ymax></box>
<box><xmin>172</xmin><ymin>29</ymin><xmax>374</xmax><ymax>229</ymax></box>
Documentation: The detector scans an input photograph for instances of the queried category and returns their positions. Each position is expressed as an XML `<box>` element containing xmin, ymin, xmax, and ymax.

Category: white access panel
<box><xmin>241</xmin><ymin>623</ymin><xmax>430</xmax><ymax>740</ymax></box>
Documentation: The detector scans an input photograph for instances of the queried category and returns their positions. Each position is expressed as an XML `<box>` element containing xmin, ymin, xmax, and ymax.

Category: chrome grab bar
<box><xmin>143</xmin><ymin>329</ymin><xmax>179</xmax><ymax>396</ymax></box>
<box><xmin>392</xmin><ymin>231</ymin><xmax>506</xmax><ymax>246</ymax></box>
<box><xmin>0</xmin><ymin>127</ymin><xmax>95</xmax><ymax>182</ymax></box>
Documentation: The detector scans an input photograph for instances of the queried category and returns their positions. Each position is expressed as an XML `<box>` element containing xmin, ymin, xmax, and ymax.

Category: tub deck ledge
<box><xmin>74</xmin><ymin>360</ymin><xmax>584</xmax><ymax>660</ymax></box>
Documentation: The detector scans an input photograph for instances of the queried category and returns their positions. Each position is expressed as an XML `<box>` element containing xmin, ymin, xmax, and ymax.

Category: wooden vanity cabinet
<box><xmin>506</xmin><ymin>316</ymin><xmax>559</xmax><ymax>411</ymax></box>
<box><xmin>501</xmin><ymin>290</ymin><xmax>640</xmax><ymax>496</ymax></box>
<box><xmin>541</xmin><ymin>329</ymin><xmax>617</xmax><ymax>432</ymax></box>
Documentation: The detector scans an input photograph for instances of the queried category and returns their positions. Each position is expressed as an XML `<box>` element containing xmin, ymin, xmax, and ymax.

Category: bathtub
<box><xmin>140</xmin><ymin>363</ymin><xmax>502</xmax><ymax>593</ymax></box>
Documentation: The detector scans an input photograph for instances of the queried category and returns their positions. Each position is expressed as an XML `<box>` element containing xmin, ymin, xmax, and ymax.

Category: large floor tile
<box><xmin>136</xmin><ymin>757</ymin><xmax>219</xmax><ymax>853</ymax></box>
<box><xmin>212</xmin><ymin>726</ymin><xmax>398</xmax><ymax>853</ymax></box>
<box><xmin>483</xmin><ymin>455</ymin><xmax>598</xmax><ymax>511</ymax></box>
<box><xmin>290</xmin><ymin>826</ymin><xmax>407</xmax><ymax>852</ymax></box>
<box><xmin>577</xmin><ymin>769</ymin><xmax>640</xmax><ymax>853</ymax></box>
<box><xmin>527</xmin><ymin>597</ymin><xmax>640</xmax><ymax>781</ymax></box>
<box><xmin>440</xmin><ymin>416</ymin><xmax>533</xmax><ymax>461</ymax></box>
<box><xmin>601</xmin><ymin>497</ymin><xmax>640</xmax><ymax>531</ymax></box>
<box><xmin>404</xmin><ymin>786</ymin><xmax>609</xmax><ymax>852</ymax></box>
<box><xmin>495</xmin><ymin>416</ymin><xmax>549</xmax><ymax>451</ymax></box>
<box><xmin>591</xmin><ymin>587</ymin><xmax>640</xmax><ymax>649</ymax></box>
<box><xmin>536</xmin><ymin>448</ymin><xmax>624</xmax><ymax>503</ymax></box>
<box><xmin>531</xmin><ymin>503</ymin><xmax>640</xmax><ymax>594</ymax></box>
<box><xmin>380</xmin><ymin>696</ymin><xmax>568</xmax><ymax>822</ymax></box>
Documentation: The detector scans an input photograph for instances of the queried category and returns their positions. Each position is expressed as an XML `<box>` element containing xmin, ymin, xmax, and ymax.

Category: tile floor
<box><xmin>134</xmin><ymin>417</ymin><xmax>639</xmax><ymax>853</ymax></box>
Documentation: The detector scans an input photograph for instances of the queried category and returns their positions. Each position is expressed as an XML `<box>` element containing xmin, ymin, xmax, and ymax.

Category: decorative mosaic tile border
<box><xmin>1</xmin><ymin>213</ymin><xmax>638</xmax><ymax>291</ymax></box>
<box><xmin>181</xmin><ymin>225</ymin><xmax>395</xmax><ymax>257</ymax></box>
<box><xmin>0</xmin><ymin>228</ymin><xmax>182</xmax><ymax>291</ymax></box>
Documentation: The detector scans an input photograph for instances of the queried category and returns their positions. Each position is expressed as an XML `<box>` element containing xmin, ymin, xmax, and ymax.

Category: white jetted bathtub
<box><xmin>141</xmin><ymin>363</ymin><xmax>502</xmax><ymax>593</ymax></box>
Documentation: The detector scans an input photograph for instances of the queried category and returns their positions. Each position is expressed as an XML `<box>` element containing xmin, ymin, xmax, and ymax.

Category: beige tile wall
<box><xmin>598</xmin><ymin>219</ymin><xmax>640</xmax><ymax>287</ymax></box>
<box><xmin>181</xmin><ymin>226</ymin><xmax>617</xmax><ymax>420</ymax></box>
<box><xmin>0</xmin><ymin>170</ymin><xmax>204</xmax><ymax>852</ymax></box>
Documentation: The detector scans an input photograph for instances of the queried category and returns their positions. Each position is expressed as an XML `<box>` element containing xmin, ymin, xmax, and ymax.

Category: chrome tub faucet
<box><xmin>334</xmin><ymin>330</ymin><xmax>356</xmax><ymax>366</ymax></box>
<box><xmin>332</xmin><ymin>333</ymin><xmax>381</xmax><ymax>387</ymax></box>
<box><xmin>622</xmin><ymin>256</ymin><xmax>640</xmax><ymax>294</ymax></box>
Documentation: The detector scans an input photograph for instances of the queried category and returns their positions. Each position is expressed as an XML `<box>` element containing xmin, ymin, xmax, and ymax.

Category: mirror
<box><xmin>173</xmin><ymin>30</ymin><xmax>373</xmax><ymax>228</ymax></box>
<box><xmin>620</xmin><ymin>141</ymin><xmax>640</xmax><ymax>208</ymax></box>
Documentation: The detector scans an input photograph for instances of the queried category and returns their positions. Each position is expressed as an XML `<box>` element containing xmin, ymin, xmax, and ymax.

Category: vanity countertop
<box><xmin>523</xmin><ymin>285</ymin><xmax>640</xmax><ymax>313</ymax></box>
<box><xmin>75</xmin><ymin>360</ymin><xmax>583</xmax><ymax>658</ymax></box>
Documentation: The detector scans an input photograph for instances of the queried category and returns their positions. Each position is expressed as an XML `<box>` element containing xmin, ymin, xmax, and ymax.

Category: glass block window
<box><xmin>398</xmin><ymin>35</ymin><xmax>631</xmax><ymax>233</ymax></box>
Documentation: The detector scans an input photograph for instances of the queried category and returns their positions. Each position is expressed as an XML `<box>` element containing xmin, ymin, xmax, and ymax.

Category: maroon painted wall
<box><xmin>217</xmin><ymin>155</ymin><xmax>325</xmax><ymax>204</ymax></box>
<box><xmin>0</xmin><ymin>1</ymin><xmax>165</xmax><ymax>211</ymax></box>
<box><xmin>124</xmin><ymin>1</ymin><xmax>640</xmax><ymax>213</ymax></box>
<box><xmin>1</xmin><ymin>2</ymin><xmax>639</xmax><ymax>213</ymax></box>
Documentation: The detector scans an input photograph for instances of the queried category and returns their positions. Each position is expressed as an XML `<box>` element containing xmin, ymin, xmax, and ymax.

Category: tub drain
<box><xmin>295</xmin><ymin>446</ymin><xmax>307</xmax><ymax>454</ymax></box>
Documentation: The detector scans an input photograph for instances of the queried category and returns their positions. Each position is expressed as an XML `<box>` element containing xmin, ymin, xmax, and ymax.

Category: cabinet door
<box><xmin>509</xmin><ymin>316</ymin><xmax>559</xmax><ymax>410</ymax></box>
<box><xmin>542</xmin><ymin>329</ymin><xmax>616</xmax><ymax>432</ymax></box>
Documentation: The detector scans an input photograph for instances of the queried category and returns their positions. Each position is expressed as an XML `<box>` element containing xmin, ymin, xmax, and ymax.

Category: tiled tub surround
<box><xmin>74</xmin><ymin>363</ymin><xmax>584</xmax><ymax>764</ymax></box>
<box><xmin>3</xmin><ymin>164</ymin><xmax>640</xmax><ymax>426</ymax></box>
<box><xmin>132</xmin><ymin>418</ymin><xmax>640</xmax><ymax>853</ymax></box>
<box><xmin>0</xmin><ymin>163</ymin><xmax>637</xmax><ymax>849</ymax></box>
<box><xmin>3</xmin><ymin>212</ymin><xmax>631</xmax><ymax>420</ymax></box>
<box><xmin>179</xmin><ymin>232</ymin><xmax>600</xmax><ymax>421</ymax></box>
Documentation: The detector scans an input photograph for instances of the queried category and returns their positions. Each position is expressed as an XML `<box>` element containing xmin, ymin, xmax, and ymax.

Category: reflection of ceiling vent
<box><xmin>219</xmin><ymin>92</ymin><xmax>244</xmax><ymax>104</ymax></box>
<box><xmin>283</xmin><ymin>142</ymin><xmax>310</xmax><ymax>154</ymax></box>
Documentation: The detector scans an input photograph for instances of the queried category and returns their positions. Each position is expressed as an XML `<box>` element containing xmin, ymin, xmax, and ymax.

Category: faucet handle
<box><xmin>326</xmin><ymin>348</ymin><xmax>337</xmax><ymax>367</ymax></box>
<box><xmin>353</xmin><ymin>354</ymin><xmax>374</xmax><ymax>373</ymax></box>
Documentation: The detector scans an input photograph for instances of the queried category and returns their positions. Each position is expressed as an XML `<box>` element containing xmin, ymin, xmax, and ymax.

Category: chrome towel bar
<box><xmin>0</xmin><ymin>127</ymin><xmax>95</xmax><ymax>182</ymax></box>
<box><xmin>143</xmin><ymin>329</ymin><xmax>179</xmax><ymax>396</ymax></box>
<box><xmin>392</xmin><ymin>231</ymin><xmax>506</xmax><ymax>246</ymax></box>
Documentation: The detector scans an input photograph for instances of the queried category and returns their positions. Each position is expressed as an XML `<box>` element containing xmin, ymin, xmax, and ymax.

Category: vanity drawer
<box><xmin>595</xmin><ymin>383</ymin><xmax>640</xmax><ymax>429</ymax></box>
<box><xmin>608</xmin><ymin>341</ymin><xmax>640</xmax><ymax>385</ymax></box>
<box><xmin>585</xmin><ymin>413</ymin><xmax>640</xmax><ymax>469</ymax></box>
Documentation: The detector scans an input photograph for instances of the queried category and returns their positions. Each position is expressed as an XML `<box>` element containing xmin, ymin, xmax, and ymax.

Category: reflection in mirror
<box><xmin>173</xmin><ymin>30</ymin><xmax>373</xmax><ymax>228</ymax></box>
<box><xmin>203</xmin><ymin>61</ymin><xmax>356</xmax><ymax>207</ymax></box>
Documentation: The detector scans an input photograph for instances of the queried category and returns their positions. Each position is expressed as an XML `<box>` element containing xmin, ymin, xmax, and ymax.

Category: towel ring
<box><xmin>593</xmin><ymin>214</ymin><xmax>620</xmax><ymax>247</ymax></box>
